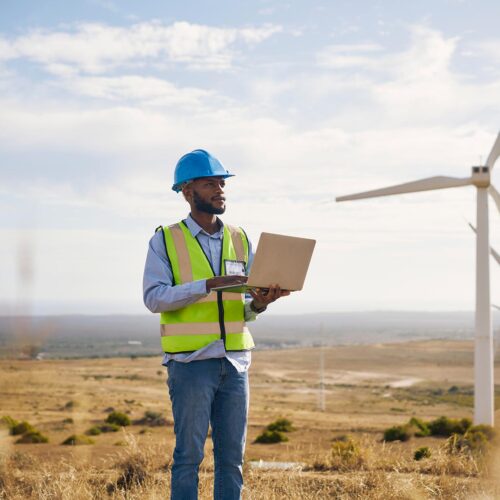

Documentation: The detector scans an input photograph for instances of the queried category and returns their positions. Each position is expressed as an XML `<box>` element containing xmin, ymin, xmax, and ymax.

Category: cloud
<box><xmin>307</xmin><ymin>25</ymin><xmax>500</xmax><ymax>130</ymax></box>
<box><xmin>463</xmin><ymin>39</ymin><xmax>500</xmax><ymax>69</ymax></box>
<box><xmin>0</xmin><ymin>21</ymin><xmax>283</xmax><ymax>73</ymax></box>
<box><xmin>316</xmin><ymin>42</ymin><xmax>383</xmax><ymax>69</ymax></box>
<box><xmin>1</xmin><ymin>20</ymin><xmax>499</xmax><ymax>312</ymax></box>
<box><xmin>68</xmin><ymin>75</ymin><xmax>213</xmax><ymax>106</ymax></box>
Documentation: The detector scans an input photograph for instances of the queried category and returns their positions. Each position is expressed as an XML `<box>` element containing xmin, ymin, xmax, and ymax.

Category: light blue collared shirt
<box><xmin>143</xmin><ymin>215</ymin><xmax>258</xmax><ymax>372</ymax></box>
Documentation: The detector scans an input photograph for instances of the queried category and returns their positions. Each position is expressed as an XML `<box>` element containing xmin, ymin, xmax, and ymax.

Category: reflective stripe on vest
<box><xmin>159</xmin><ymin>221</ymin><xmax>255</xmax><ymax>354</ymax></box>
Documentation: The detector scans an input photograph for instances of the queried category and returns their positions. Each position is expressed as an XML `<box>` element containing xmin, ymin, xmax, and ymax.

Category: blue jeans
<box><xmin>167</xmin><ymin>358</ymin><xmax>249</xmax><ymax>500</ymax></box>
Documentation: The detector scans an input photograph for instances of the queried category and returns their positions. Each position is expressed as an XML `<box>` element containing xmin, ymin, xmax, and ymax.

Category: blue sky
<box><xmin>0</xmin><ymin>0</ymin><xmax>499</xmax><ymax>314</ymax></box>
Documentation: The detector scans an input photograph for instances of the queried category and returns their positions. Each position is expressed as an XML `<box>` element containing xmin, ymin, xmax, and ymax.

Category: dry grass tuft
<box><xmin>1</xmin><ymin>439</ymin><xmax>500</xmax><ymax>499</ymax></box>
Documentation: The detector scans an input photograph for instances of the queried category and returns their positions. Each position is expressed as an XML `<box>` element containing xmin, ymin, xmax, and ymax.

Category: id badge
<box><xmin>225</xmin><ymin>260</ymin><xmax>246</xmax><ymax>276</ymax></box>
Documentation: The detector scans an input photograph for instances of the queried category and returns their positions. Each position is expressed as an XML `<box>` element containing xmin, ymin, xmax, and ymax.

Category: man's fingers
<box><xmin>249</xmin><ymin>284</ymin><xmax>289</xmax><ymax>305</ymax></box>
<box><xmin>226</xmin><ymin>275</ymin><xmax>247</xmax><ymax>285</ymax></box>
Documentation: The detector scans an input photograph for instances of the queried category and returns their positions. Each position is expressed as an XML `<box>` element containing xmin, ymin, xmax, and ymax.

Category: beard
<box><xmin>193</xmin><ymin>190</ymin><xmax>226</xmax><ymax>215</ymax></box>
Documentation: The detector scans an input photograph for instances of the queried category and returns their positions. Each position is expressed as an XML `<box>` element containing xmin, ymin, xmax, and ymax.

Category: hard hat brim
<box><xmin>172</xmin><ymin>172</ymin><xmax>235</xmax><ymax>192</ymax></box>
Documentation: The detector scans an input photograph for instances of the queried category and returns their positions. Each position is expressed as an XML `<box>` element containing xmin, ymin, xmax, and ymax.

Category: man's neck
<box><xmin>190</xmin><ymin>211</ymin><xmax>220</xmax><ymax>235</ymax></box>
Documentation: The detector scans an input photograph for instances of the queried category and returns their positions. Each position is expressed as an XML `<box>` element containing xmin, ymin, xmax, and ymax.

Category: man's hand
<box><xmin>249</xmin><ymin>284</ymin><xmax>290</xmax><ymax>310</ymax></box>
<box><xmin>206</xmin><ymin>275</ymin><xmax>248</xmax><ymax>292</ymax></box>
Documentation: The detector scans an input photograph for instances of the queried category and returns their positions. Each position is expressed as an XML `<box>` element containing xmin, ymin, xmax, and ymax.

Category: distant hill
<box><xmin>0</xmin><ymin>311</ymin><xmax>499</xmax><ymax>359</ymax></box>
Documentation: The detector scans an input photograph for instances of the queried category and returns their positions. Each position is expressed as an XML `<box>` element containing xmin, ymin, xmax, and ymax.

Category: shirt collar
<box><xmin>185</xmin><ymin>214</ymin><xmax>224</xmax><ymax>239</ymax></box>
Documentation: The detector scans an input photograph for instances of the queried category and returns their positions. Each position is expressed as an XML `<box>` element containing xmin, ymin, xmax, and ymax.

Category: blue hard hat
<box><xmin>172</xmin><ymin>149</ymin><xmax>234</xmax><ymax>192</ymax></box>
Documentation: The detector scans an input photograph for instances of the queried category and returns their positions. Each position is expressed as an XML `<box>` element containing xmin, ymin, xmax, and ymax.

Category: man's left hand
<box><xmin>249</xmin><ymin>284</ymin><xmax>290</xmax><ymax>310</ymax></box>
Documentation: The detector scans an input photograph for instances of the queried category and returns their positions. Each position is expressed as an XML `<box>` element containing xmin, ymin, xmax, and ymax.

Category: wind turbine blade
<box><xmin>492</xmin><ymin>248</ymin><xmax>500</xmax><ymax>266</ymax></box>
<box><xmin>336</xmin><ymin>176</ymin><xmax>472</xmax><ymax>202</ymax></box>
<box><xmin>489</xmin><ymin>185</ymin><xmax>500</xmax><ymax>213</ymax></box>
<box><xmin>493</xmin><ymin>304</ymin><xmax>500</xmax><ymax>311</ymax></box>
<box><xmin>486</xmin><ymin>132</ymin><xmax>500</xmax><ymax>170</ymax></box>
<box><xmin>468</xmin><ymin>222</ymin><xmax>500</xmax><ymax>265</ymax></box>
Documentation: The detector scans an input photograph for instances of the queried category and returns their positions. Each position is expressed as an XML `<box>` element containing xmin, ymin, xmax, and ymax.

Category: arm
<box><xmin>143</xmin><ymin>230</ymin><xmax>249</xmax><ymax>314</ymax></box>
<box><xmin>143</xmin><ymin>230</ymin><xmax>209</xmax><ymax>313</ymax></box>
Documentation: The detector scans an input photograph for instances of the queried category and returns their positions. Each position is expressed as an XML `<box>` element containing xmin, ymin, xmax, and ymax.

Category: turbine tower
<box><xmin>336</xmin><ymin>133</ymin><xmax>500</xmax><ymax>425</ymax></box>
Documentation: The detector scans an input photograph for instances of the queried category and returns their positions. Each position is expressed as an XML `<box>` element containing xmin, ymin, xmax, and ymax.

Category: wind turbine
<box><xmin>336</xmin><ymin>133</ymin><xmax>500</xmax><ymax>426</ymax></box>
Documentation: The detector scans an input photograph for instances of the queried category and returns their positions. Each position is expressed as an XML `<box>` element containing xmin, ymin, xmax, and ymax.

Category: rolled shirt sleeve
<box><xmin>143</xmin><ymin>231</ymin><xmax>209</xmax><ymax>313</ymax></box>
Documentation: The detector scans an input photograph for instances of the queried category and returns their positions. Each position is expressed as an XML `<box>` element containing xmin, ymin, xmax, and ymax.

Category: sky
<box><xmin>0</xmin><ymin>0</ymin><xmax>499</xmax><ymax>315</ymax></box>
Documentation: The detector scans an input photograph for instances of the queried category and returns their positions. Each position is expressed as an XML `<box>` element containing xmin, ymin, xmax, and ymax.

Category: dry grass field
<box><xmin>1</xmin><ymin>340</ymin><xmax>500</xmax><ymax>499</ymax></box>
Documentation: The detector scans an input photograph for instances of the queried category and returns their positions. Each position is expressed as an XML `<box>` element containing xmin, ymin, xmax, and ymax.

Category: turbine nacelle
<box><xmin>471</xmin><ymin>166</ymin><xmax>490</xmax><ymax>188</ymax></box>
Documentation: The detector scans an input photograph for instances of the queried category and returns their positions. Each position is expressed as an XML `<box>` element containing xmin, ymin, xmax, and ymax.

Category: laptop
<box><xmin>212</xmin><ymin>232</ymin><xmax>316</xmax><ymax>293</ymax></box>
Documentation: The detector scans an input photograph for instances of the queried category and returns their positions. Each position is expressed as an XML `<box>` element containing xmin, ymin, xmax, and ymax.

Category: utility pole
<box><xmin>318</xmin><ymin>323</ymin><xmax>325</xmax><ymax>411</ymax></box>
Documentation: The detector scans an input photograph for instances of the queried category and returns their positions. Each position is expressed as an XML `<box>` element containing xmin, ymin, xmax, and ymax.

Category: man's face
<box><xmin>187</xmin><ymin>177</ymin><xmax>226</xmax><ymax>214</ymax></box>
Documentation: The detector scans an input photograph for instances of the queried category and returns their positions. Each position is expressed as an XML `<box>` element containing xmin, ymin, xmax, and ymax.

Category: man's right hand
<box><xmin>206</xmin><ymin>275</ymin><xmax>248</xmax><ymax>292</ymax></box>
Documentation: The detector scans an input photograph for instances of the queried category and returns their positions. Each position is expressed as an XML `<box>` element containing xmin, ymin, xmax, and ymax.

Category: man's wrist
<box><xmin>250</xmin><ymin>300</ymin><xmax>267</xmax><ymax>313</ymax></box>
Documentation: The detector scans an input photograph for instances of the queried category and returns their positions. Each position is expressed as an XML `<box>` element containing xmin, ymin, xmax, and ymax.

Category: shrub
<box><xmin>114</xmin><ymin>451</ymin><xmax>148</xmax><ymax>491</ymax></box>
<box><xmin>446</xmin><ymin>429</ymin><xmax>490</xmax><ymax>456</ymax></box>
<box><xmin>99</xmin><ymin>423</ymin><xmax>120</xmax><ymax>433</ymax></box>
<box><xmin>62</xmin><ymin>418</ymin><xmax>74</xmax><ymax>424</ymax></box>
<box><xmin>85</xmin><ymin>426</ymin><xmax>102</xmax><ymax>436</ymax></box>
<box><xmin>61</xmin><ymin>434</ymin><xmax>95</xmax><ymax>445</ymax></box>
<box><xmin>134</xmin><ymin>411</ymin><xmax>167</xmax><ymax>427</ymax></box>
<box><xmin>16</xmin><ymin>431</ymin><xmax>48</xmax><ymax>444</ymax></box>
<box><xmin>106</xmin><ymin>411</ymin><xmax>131</xmax><ymax>427</ymax></box>
<box><xmin>428</xmin><ymin>416</ymin><xmax>472</xmax><ymax>437</ymax></box>
<box><xmin>414</xmin><ymin>446</ymin><xmax>432</xmax><ymax>461</ymax></box>
<box><xmin>330</xmin><ymin>437</ymin><xmax>364</xmax><ymax>469</ymax></box>
<box><xmin>11</xmin><ymin>421</ymin><xmax>34</xmax><ymax>436</ymax></box>
<box><xmin>1</xmin><ymin>415</ymin><xmax>18</xmax><ymax>431</ymax></box>
<box><xmin>266</xmin><ymin>418</ymin><xmax>294</xmax><ymax>433</ymax></box>
<box><xmin>469</xmin><ymin>424</ymin><xmax>496</xmax><ymax>441</ymax></box>
<box><xmin>254</xmin><ymin>430</ymin><xmax>288</xmax><ymax>444</ymax></box>
<box><xmin>383</xmin><ymin>425</ymin><xmax>412</xmax><ymax>442</ymax></box>
<box><xmin>408</xmin><ymin>417</ymin><xmax>430</xmax><ymax>437</ymax></box>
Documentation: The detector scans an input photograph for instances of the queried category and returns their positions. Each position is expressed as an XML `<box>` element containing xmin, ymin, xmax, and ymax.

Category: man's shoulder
<box><xmin>153</xmin><ymin>220</ymin><xmax>185</xmax><ymax>233</ymax></box>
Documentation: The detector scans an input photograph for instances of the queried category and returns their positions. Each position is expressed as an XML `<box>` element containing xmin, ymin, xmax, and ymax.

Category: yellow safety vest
<box><xmin>159</xmin><ymin>220</ymin><xmax>255</xmax><ymax>354</ymax></box>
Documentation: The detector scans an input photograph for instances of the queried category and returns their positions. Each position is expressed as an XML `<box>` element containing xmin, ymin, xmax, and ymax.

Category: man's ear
<box><xmin>181</xmin><ymin>183</ymin><xmax>192</xmax><ymax>202</ymax></box>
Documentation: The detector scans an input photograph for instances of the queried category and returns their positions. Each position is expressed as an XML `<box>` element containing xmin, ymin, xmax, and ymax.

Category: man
<box><xmin>143</xmin><ymin>149</ymin><xmax>289</xmax><ymax>500</ymax></box>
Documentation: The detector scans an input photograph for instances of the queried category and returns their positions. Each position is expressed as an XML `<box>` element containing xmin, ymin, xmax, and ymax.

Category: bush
<box><xmin>16</xmin><ymin>431</ymin><xmax>48</xmax><ymax>444</ymax></box>
<box><xmin>11</xmin><ymin>421</ymin><xmax>35</xmax><ymax>436</ymax></box>
<box><xmin>254</xmin><ymin>430</ymin><xmax>288</xmax><ymax>444</ymax></box>
<box><xmin>414</xmin><ymin>446</ymin><xmax>431</xmax><ymax>461</ymax></box>
<box><xmin>99</xmin><ymin>423</ymin><xmax>120</xmax><ymax>433</ymax></box>
<box><xmin>446</xmin><ymin>429</ymin><xmax>490</xmax><ymax>456</ymax></box>
<box><xmin>106</xmin><ymin>411</ymin><xmax>131</xmax><ymax>427</ymax></box>
<box><xmin>383</xmin><ymin>425</ymin><xmax>412</xmax><ymax>442</ymax></box>
<box><xmin>469</xmin><ymin>424</ymin><xmax>496</xmax><ymax>441</ymax></box>
<box><xmin>61</xmin><ymin>434</ymin><xmax>95</xmax><ymax>446</ymax></box>
<box><xmin>1</xmin><ymin>415</ymin><xmax>18</xmax><ymax>431</ymax></box>
<box><xmin>408</xmin><ymin>417</ymin><xmax>430</xmax><ymax>437</ymax></box>
<box><xmin>266</xmin><ymin>418</ymin><xmax>294</xmax><ymax>433</ymax></box>
<box><xmin>428</xmin><ymin>416</ymin><xmax>472</xmax><ymax>437</ymax></box>
<box><xmin>134</xmin><ymin>411</ymin><xmax>167</xmax><ymax>427</ymax></box>
<box><xmin>331</xmin><ymin>437</ymin><xmax>364</xmax><ymax>469</ymax></box>
<box><xmin>85</xmin><ymin>426</ymin><xmax>102</xmax><ymax>436</ymax></box>
<box><xmin>114</xmin><ymin>451</ymin><xmax>149</xmax><ymax>491</ymax></box>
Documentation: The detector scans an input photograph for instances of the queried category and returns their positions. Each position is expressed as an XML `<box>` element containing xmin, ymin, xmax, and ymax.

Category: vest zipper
<box><xmin>217</xmin><ymin>291</ymin><xmax>226</xmax><ymax>347</ymax></box>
